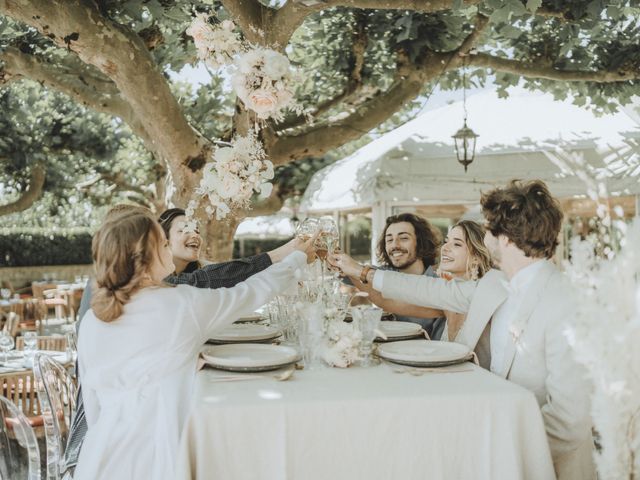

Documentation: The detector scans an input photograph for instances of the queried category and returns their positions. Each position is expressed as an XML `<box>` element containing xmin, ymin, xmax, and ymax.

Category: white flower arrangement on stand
<box><xmin>184</xmin><ymin>134</ymin><xmax>274</xmax><ymax>225</ymax></box>
<box><xmin>546</xmin><ymin>148</ymin><xmax>640</xmax><ymax>479</ymax></box>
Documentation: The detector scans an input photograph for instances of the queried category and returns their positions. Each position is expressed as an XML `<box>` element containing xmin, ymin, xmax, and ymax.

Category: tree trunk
<box><xmin>203</xmin><ymin>215</ymin><xmax>243</xmax><ymax>262</ymax></box>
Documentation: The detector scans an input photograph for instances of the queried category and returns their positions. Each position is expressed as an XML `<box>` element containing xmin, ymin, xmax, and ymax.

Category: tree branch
<box><xmin>247</xmin><ymin>187</ymin><xmax>285</xmax><ymax>217</ymax></box>
<box><xmin>468</xmin><ymin>52</ymin><xmax>640</xmax><ymax>82</ymax></box>
<box><xmin>266</xmin><ymin>67</ymin><xmax>426</xmax><ymax>164</ymax></box>
<box><xmin>261</xmin><ymin>0</ymin><xmax>480</xmax><ymax>50</ymax></box>
<box><xmin>220</xmin><ymin>0</ymin><xmax>268</xmax><ymax>44</ymax></box>
<box><xmin>0</xmin><ymin>47</ymin><xmax>127</xmax><ymax>117</ymax></box>
<box><xmin>0</xmin><ymin>163</ymin><xmax>45</xmax><ymax>216</ymax></box>
<box><xmin>0</xmin><ymin>0</ymin><xmax>211</xmax><ymax>205</ymax></box>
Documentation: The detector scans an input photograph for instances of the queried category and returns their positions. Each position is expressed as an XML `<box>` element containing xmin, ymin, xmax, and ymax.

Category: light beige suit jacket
<box><xmin>376</xmin><ymin>261</ymin><xmax>596</xmax><ymax>480</ymax></box>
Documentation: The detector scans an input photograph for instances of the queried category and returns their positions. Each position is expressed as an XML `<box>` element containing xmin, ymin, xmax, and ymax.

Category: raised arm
<box><xmin>348</xmin><ymin>275</ymin><xmax>444</xmax><ymax>319</ymax></box>
<box><xmin>329</xmin><ymin>252</ymin><xmax>475</xmax><ymax>314</ymax></box>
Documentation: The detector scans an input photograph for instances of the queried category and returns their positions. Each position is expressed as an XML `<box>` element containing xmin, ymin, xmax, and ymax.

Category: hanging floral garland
<box><xmin>186</xmin><ymin>15</ymin><xmax>243</xmax><ymax>69</ymax></box>
<box><xmin>183</xmin><ymin>14</ymin><xmax>303</xmax><ymax>223</ymax></box>
<box><xmin>232</xmin><ymin>47</ymin><xmax>302</xmax><ymax>122</ymax></box>
<box><xmin>184</xmin><ymin>134</ymin><xmax>274</xmax><ymax>225</ymax></box>
<box><xmin>186</xmin><ymin>15</ymin><xmax>301</xmax><ymax>122</ymax></box>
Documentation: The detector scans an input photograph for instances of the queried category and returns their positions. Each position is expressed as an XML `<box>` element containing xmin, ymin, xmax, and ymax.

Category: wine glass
<box><xmin>0</xmin><ymin>332</ymin><xmax>15</xmax><ymax>364</ymax></box>
<box><xmin>22</xmin><ymin>331</ymin><xmax>38</xmax><ymax>359</ymax></box>
<box><xmin>296</xmin><ymin>217</ymin><xmax>319</xmax><ymax>242</ymax></box>
<box><xmin>352</xmin><ymin>306</ymin><xmax>383</xmax><ymax>367</ymax></box>
<box><xmin>0</xmin><ymin>288</ymin><xmax>11</xmax><ymax>301</ymax></box>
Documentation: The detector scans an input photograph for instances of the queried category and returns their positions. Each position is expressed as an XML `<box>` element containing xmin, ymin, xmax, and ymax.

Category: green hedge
<box><xmin>0</xmin><ymin>233</ymin><xmax>298</xmax><ymax>267</ymax></box>
<box><xmin>0</xmin><ymin>232</ymin><xmax>93</xmax><ymax>267</ymax></box>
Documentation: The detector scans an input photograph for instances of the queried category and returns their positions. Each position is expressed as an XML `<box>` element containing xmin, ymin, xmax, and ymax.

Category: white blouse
<box><xmin>74</xmin><ymin>251</ymin><xmax>306</xmax><ymax>480</ymax></box>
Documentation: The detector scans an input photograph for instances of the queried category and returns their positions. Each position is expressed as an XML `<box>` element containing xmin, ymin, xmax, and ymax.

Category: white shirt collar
<box><xmin>507</xmin><ymin>259</ymin><xmax>547</xmax><ymax>296</ymax></box>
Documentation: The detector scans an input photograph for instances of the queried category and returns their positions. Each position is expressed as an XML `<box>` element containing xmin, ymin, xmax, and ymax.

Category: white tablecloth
<box><xmin>176</xmin><ymin>363</ymin><xmax>555</xmax><ymax>480</ymax></box>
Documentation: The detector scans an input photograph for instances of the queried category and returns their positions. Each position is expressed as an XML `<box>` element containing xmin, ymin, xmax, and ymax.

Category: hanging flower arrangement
<box><xmin>231</xmin><ymin>47</ymin><xmax>302</xmax><ymax>122</ymax></box>
<box><xmin>186</xmin><ymin>15</ymin><xmax>301</xmax><ymax>122</ymax></box>
<box><xmin>186</xmin><ymin>15</ymin><xmax>243</xmax><ymax>70</ymax></box>
<box><xmin>185</xmin><ymin>134</ymin><xmax>275</xmax><ymax>224</ymax></box>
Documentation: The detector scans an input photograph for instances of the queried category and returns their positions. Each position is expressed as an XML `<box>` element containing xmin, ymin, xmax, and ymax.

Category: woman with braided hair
<box><xmin>74</xmin><ymin>208</ymin><xmax>316</xmax><ymax>480</ymax></box>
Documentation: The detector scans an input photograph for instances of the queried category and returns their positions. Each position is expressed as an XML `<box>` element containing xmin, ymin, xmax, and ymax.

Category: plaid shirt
<box><xmin>64</xmin><ymin>253</ymin><xmax>273</xmax><ymax>471</ymax></box>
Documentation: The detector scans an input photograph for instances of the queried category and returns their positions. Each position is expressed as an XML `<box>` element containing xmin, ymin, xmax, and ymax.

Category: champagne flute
<box><xmin>296</xmin><ymin>217</ymin><xmax>319</xmax><ymax>242</ymax></box>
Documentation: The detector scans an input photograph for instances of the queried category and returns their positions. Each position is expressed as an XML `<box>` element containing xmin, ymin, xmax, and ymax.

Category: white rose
<box><xmin>186</xmin><ymin>15</ymin><xmax>211</xmax><ymax>43</ymax></box>
<box><xmin>258</xmin><ymin>182</ymin><xmax>273</xmax><ymax>199</ymax></box>
<box><xmin>263</xmin><ymin>50</ymin><xmax>290</xmax><ymax>78</ymax></box>
<box><xmin>247</xmin><ymin>88</ymin><xmax>278</xmax><ymax>117</ymax></box>
<box><xmin>215</xmin><ymin>202</ymin><xmax>231</xmax><ymax>220</ymax></box>
<box><xmin>261</xmin><ymin>160</ymin><xmax>274</xmax><ymax>180</ymax></box>
<box><xmin>220</xmin><ymin>20</ymin><xmax>235</xmax><ymax>31</ymax></box>
<box><xmin>215</xmin><ymin>147</ymin><xmax>234</xmax><ymax>164</ymax></box>
<box><xmin>217</xmin><ymin>174</ymin><xmax>242</xmax><ymax>199</ymax></box>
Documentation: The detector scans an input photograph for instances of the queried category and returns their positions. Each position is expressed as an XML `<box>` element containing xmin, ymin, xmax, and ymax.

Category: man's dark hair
<box><xmin>481</xmin><ymin>180</ymin><xmax>563</xmax><ymax>259</ymax></box>
<box><xmin>376</xmin><ymin>213</ymin><xmax>440</xmax><ymax>268</ymax></box>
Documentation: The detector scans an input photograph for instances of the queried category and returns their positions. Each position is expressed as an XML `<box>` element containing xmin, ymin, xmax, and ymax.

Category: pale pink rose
<box><xmin>218</xmin><ymin>174</ymin><xmax>242</xmax><ymax>199</ymax></box>
<box><xmin>186</xmin><ymin>16</ymin><xmax>211</xmax><ymax>43</ymax></box>
<box><xmin>248</xmin><ymin>89</ymin><xmax>278</xmax><ymax>117</ymax></box>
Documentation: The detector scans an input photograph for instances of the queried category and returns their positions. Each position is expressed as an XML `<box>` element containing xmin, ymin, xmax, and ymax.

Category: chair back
<box><xmin>33</xmin><ymin>354</ymin><xmax>77</xmax><ymax>480</ymax></box>
<box><xmin>1</xmin><ymin>312</ymin><xmax>20</xmax><ymax>337</ymax></box>
<box><xmin>31</xmin><ymin>283</ymin><xmax>58</xmax><ymax>300</ymax></box>
<box><xmin>0</xmin><ymin>395</ymin><xmax>41</xmax><ymax>480</ymax></box>
<box><xmin>0</xmin><ymin>371</ymin><xmax>41</xmax><ymax>419</ymax></box>
<box><xmin>16</xmin><ymin>336</ymin><xmax>67</xmax><ymax>352</ymax></box>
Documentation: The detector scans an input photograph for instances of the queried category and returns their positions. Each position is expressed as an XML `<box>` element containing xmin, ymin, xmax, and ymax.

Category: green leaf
<box><xmin>526</xmin><ymin>0</ymin><xmax>542</xmax><ymax>13</ymax></box>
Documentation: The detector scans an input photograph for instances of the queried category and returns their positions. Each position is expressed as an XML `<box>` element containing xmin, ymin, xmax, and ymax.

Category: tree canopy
<box><xmin>1</xmin><ymin>0</ymin><xmax>639</xmax><ymax>258</ymax></box>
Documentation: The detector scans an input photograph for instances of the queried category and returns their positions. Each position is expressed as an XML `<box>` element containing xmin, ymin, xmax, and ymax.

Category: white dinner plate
<box><xmin>376</xmin><ymin>321</ymin><xmax>423</xmax><ymax>341</ymax></box>
<box><xmin>234</xmin><ymin>312</ymin><xmax>264</xmax><ymax>323</ymax></box>
<box><xmin>208</xmin><ymin>324</ymin><xmax>281</xmax><ymax>344</ymax></box>
<box><xmin>202</xmin><ymin>344</ymin><xmax>301</xmax><ymax>372</ymax></box>
<box><xmin>377</xmin><ymin>340</ymin><xmax>471</xmax><ymax>367</ymax></box>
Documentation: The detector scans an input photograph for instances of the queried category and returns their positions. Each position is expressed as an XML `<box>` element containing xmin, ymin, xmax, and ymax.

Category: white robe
<box><xmin>74</xmin><ymin>251</ymin><xmax>306</xmax><ymax>480</ymax></box>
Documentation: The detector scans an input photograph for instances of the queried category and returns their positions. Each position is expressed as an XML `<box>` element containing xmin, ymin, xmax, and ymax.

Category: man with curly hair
<box><xmin>330</xmin><ymin>180</ymin><xmax>595</xmax><ymax>480</ymax></box>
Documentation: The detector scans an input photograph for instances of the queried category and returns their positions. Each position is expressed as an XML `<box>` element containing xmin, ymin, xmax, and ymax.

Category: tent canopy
<box><xmin>301</xmin><ymin>89</ymin><xmax>640</xmax><ymax>213</ymax></box>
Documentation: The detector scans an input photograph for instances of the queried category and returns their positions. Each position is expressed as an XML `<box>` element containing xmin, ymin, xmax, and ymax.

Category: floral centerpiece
<box><xmin>321</xmin><ymin>321</ymin><xmax>362</xmax><ymax>368</ymax></box>
<box><xmin>185</xmin><ymin>134</ymin><xmax>274</xmax><ymax>223</ymax></box>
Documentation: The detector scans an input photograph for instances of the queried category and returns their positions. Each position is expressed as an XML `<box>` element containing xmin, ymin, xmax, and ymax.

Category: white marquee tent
<box><xmin>300</xmin><ymin>88</ymin><xmax>640</xmax><ymax>249</ymax></box>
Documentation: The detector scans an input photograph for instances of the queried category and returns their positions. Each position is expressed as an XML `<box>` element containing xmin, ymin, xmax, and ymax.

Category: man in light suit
<box><xmin>330</xmin><ymin>180</ymin><xmax>596</xmax><ymax>480</ymax></box>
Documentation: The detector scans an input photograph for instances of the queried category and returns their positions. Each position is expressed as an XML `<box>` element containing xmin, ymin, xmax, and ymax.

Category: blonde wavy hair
<box><xmin>452</xmin><ymin>220</ymin><xmax>493</xmax><ymax>280</ymax></box>
<box><xmin>91</xmin><ymin>207</ymin><xmax>170</xmax><ymax>322</ymax></box>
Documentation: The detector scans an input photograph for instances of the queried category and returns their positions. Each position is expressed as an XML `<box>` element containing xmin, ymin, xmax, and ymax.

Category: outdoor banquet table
<box><xmin>176</xmin><ymin>361</ymin><xmax>556</xmax><ymax>480</ymax></box>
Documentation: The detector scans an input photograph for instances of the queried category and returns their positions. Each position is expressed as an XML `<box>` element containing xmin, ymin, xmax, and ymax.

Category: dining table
<box><xmin>175</xmin><ymin>360</ymin><xmax>556</xmax><ymax>480</ymax></box>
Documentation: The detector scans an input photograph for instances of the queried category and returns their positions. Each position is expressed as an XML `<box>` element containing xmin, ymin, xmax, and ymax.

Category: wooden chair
<box><xmin>16</xmin><ymin>336</ymin><xmax>67</xmax><ymax>352</ymax></box>
<box><xmin>32</xmin><ymin>283</ymin><xmax>68</xmax><ymax>323</ymax></box>
<box><xmin>18</xmin><ymin>300</ymin><xmax>46</xmax><ymax>335</ymax></box>
<box><xmin>0</xmin><ymin>371</ymin><xmax>43</xmax><ymax>428</ymax></box>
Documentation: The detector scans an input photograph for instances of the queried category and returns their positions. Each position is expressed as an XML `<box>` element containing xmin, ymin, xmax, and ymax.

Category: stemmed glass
<box><xmin>0</xmin><ymin>332</ymin><xmax>15</xmax><ymax>364</ymax></box>
<box><xmin>0</xmin><ymin>288</ymin><xmax>11</xmax><ymax>301</ymax></box>
<box><xmin>296</xmin><ymin>217</ymin><xmax>320</xmax><ymax>242</ymax></box>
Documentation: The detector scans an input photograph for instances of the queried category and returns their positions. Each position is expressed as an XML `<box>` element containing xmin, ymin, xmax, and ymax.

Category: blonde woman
<box><xmin>74</xmin><ymin>209</ymin><xmax>315</xmax><ymax>480</ymax></box>
<box><xmin>332</xmin><ymin>220</ymin><xmax>491</xmax><ymax>346</ymax></box>
<box><xmin>436</xmin><ymin>220</ymin><xmax>492</xmax><ymax>343</ymax></box>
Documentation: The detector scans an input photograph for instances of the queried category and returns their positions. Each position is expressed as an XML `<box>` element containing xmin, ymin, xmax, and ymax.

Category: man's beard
<box><xmin>389</xmin><ymin>250</ymin><xmax>419</xmax><ymax>270</ymax></box>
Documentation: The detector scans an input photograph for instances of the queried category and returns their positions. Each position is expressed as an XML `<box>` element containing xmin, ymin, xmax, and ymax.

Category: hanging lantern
<box><xmin>452</xmin><ymin>64</ymin><xmax>479</xmax><ymax>172</ymax></box>
<box><xmin>452</xmin><ymin>121</ymin><xmax>478</xmax><ymax>172</ymax></box>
